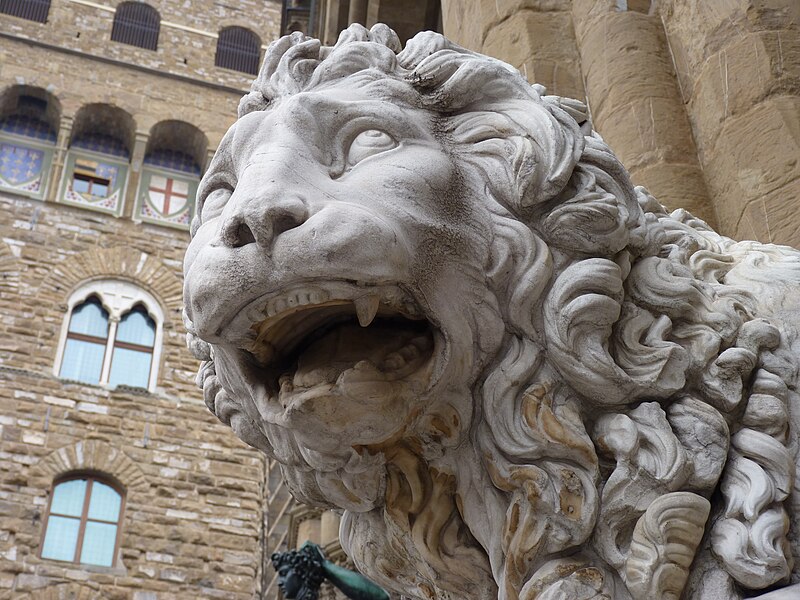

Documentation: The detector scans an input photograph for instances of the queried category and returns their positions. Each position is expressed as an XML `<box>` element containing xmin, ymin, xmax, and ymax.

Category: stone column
<box><xmin>572</xmin><ymin>1</ymin><xmax>717</xmax><ymax>225</ymax></box>
<box><xmin>320</xmin><ymin>510</ymin><xmax>341</xmax><ymax>545</ymax></box>
<box><xmin>123</xmin><ymin>130</ymin><xmax>149</xmax><ymax>220</ymax></box>
<box><xmin>348</xmin><ymin>0</ymin><xmax>368</xmax><ymax>26</ymax></box>
<box><xmin>441</xmin><ymin>0</ymin><xmax>585</xmax><ymax>99</ymax></box>
<box><xmin>47</xmin><ymin>115</ymin><xmax>73</xmax><ymax>203</ymax></box>
<box><xmin>660</xmin><ymin>0</ymin><xmax>800</xmax><ymax>246</ymax></box>
<box><xmin>321</xmin><ymin>0</ymin><xmax>350</xmax><ymax>44</ymax></box>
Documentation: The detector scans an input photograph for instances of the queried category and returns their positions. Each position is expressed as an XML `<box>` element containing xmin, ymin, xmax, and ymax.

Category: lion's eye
<box><xmin>201</xmin><ymin>187</ymin><xmax>232</xmax><ymax>222</ymax></box>
<box><xmin>346</xmin><ymin>130</ymin><xmax>397</xmax><ymax>168</ymax></box>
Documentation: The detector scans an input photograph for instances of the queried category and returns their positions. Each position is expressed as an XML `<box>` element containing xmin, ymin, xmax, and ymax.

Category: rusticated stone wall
<box><xmin>0</xmin><ymin>193</ymin><xmax>267</xmax><ymax>598</ymax></box>
<box><xmin>441</xmin><ymin>0</ymin><xmax>800</xmax><ymax>248</ymax></box>
<box><xmin>0</xmin><ymin>0</ymin><xmax>283</xmax><ymax>597</ymax></box>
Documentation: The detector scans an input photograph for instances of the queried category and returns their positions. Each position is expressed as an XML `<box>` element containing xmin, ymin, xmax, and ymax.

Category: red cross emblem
<box><xmin>148</xmin><ymin>175</ymin><xmax>189</xmax><ymax>216</ymax></box>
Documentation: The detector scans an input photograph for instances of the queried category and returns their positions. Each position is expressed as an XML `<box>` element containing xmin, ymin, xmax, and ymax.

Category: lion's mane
<box><xmin>190</xmin><ymin>24</ymin><xmax>800</xmax><ymax>600</ymax></box>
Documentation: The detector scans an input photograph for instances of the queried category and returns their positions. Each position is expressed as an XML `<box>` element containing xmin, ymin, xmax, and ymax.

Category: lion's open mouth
<box><xmin>234</xmin><ymin>284</ymin><xmax>436</xmax><ymax>401</ymax></box>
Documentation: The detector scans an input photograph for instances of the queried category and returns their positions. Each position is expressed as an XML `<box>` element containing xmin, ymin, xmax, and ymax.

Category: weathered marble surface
<box><xmin>183</xmin><ymin>24</ymin><xmax>800</xmax><ymax>600</ymax></box>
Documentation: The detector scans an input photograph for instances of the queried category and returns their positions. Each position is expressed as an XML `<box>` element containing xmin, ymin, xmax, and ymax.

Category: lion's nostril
<box><xmin>234</xmin><ymin>223</ymin><xmax>257</xmax><ymax>247</ymax></box>
<box><xmin>272</xmin><ymin>212</ymin><xmax>304</xmax><ymax>237</ymax></box>
<box><xmin>222</xmin><ymin>220</ymin><xmax>257</xmax><ymax>248</ymax></box>
<box><xmin>268</xmin><ymin>199</ymin><xmax>308</xmax><ymax>240</ymax></box>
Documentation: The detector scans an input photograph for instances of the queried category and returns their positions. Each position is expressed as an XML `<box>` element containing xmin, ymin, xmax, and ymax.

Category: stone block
<box><xmin>630</xmin><ymin>162</ymin><xmax>717</xmax><ymax>227</ymax></box>
<box><xmin>483</xmin><ymin>9</ymin><xmax>584</xmax><ymax>97</ymax></box>
<box><xmin>599</xmin><ymin>96</ymin><xmax>700</xmax><ymax>170</ymax></box>
<box><xmin>703</xmin><ymin>95</ymin><xmax>800</xmax><ymax>238</ymax></box>
<box><xmin>690</xmin><ymin>30</ymin><xmax>800</xmax><ymax>156</ymax></box>
<box><xmin>578</xmin><ymin>11</ymin><xmax>681</xmax><ymax>122</ymax></box>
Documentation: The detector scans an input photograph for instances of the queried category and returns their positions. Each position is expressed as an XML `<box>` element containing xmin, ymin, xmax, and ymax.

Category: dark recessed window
<box><xmin>41</xmin><ymin>476</ymin><xmax>123</xmax><ymax>567</ymax></box>
<box><xmin>111</xmin><ymin>1</ymin><xmax>160</xmax><ymax>51</ymax></box>
<box><xmin>215</xmin><ymin>27</ymin><xmax>261</xmax><ymax>75</ymax></box>
<box><xmin>0</xmin><ymin>0</ymin><xmax>50</xmax><ymax>23</ymax></box>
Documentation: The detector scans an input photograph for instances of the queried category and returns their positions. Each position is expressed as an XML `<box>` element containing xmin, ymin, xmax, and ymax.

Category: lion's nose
<box><xmin>219</xmin><ymin>195</ymin><xmax>308</xmax><ymax>249</ymax></box>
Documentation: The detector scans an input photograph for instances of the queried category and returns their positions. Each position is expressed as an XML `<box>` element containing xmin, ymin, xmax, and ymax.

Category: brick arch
<box><xmin>30</xmin><ymin>439</ymin><xmax>148</xmax><ymax>492</ymax></box>
<box><xmin>38</xmin><ymin>245</ymin><xmax>183</xmax><ymax>325</ymax></box>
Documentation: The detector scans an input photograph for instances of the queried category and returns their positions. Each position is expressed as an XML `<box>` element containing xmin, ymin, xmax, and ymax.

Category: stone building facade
<box><xmin>0</xmin><ymin>0</ymin><xmax>283</xmax><ymax>598</ymax></box>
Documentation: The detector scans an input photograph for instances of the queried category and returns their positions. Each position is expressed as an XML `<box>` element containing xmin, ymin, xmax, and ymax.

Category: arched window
<box><xmin>111</xmin><ymin>2</ymin><xmax>159</xmax><ymax>51</ymax></box>
<box><xmin>108</xmin><ymin>305</ymin><xmax>155</xmax><ymax>388</ymax></box>
<box><xmin>0</xmin><ymin>86</ymin><xmax>59</xmax><ymax>200</ymax></box>
<box><xmin>55</xmin><ymin>280</ymin><xmax>164</xmax><ymax>391</ymax></box>
<box><xmin>41</xmin><ymin>475</ymin><xmax>123</xmax><ymax>567</ymax></box>
<box><xmin>215</xmin><ymin>27</ymin><xmax>261</xmax><ymax>75</ymax></box>
<box><xmin>0</xmin><ymin>0</ymin><xmax>51</xmax><ymax>23</ymax></box>
<box><xmin>60</xmin><ymin>103</ymin><xmax>134</xmax><ymax>216</ymax></box>
<box><xmin>135</xmin><ymin>120</ymin><xmax>206</xmax><ymax>229</ymax></box>
<box><xmin>59</xmin><ymin>297</ymin><xmax>109</xmax><ymax>384</ymax></box>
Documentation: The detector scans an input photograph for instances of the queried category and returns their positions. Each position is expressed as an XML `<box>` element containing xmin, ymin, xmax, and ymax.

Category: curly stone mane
<box><xmin>189</xmin><ymin>24</ymin><xmax>800</xmax><ymax>600</ymax></box>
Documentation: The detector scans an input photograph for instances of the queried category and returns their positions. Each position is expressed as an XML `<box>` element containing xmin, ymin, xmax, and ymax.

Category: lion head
<box><xmin>183</xmin><ymin>25</ymin><xmax>800</xmax><ymax>600</ymax></box>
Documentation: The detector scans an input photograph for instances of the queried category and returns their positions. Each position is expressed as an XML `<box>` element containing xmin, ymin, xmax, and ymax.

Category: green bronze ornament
<box><xmin>271</xmin><ymin>541</ymin><xmax>390</xmax><ymax>600</ymax></box>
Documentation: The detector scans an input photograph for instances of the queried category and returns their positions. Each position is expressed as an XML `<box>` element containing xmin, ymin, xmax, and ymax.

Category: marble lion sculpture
<box><xmin>183</xmin><ymin>24</ymin><xmax>800</xmax><ymax>600</ymax></box>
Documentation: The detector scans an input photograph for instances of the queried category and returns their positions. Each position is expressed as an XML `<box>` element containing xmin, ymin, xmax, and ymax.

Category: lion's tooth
<box><xmin>381</xmin><ymin>352</ymin><xmax>405</xmax><ymax>371</ymax></box>
<box><xmin>354</xmin><ymin>294</ymin><xmax>380</xmax><ymax>327</ymax></box>
<box><xmin>309</xmin><ymin>289</ymin><xmax>328</xmax><ymax>304</ymax></box>
<box><xmin>398</xmin><ymin>344</ymin><xmax>419</xmax><ymax>361</ymax></box>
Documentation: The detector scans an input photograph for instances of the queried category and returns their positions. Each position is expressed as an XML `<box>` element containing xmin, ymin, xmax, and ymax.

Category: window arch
<box><xmin>215</xmin><ymin>26</ymin><xmax>261</xmax><ymax>75</ymax></box>
<box><xmin>55</xmin><ymin>280</ymin><xmax>164</xmax><ymax>391</ymax></box>
<box><xmin>41</xmin><ymin>474</ymin><xmax>124</xmax><ymax>567</ymax></box>
<box><xmin>0</xmin><ymin>0</ymin><xmax>51</xmax><ymax>23</ymax></box>
<box><xmin>0</xmin><ymin>85</ymin><xmax>59</xmax><ymax>199</ymax></box>
<box><xmin>60</xmin><ymin>103</ymin><xmax>134</xmax><ymax>216</ymax></box>
<box><xmin>59</xmin><ymin>296</ymin><xmax>109</xmax><ymax>384</ymax></box>
<box><xmin>108</xmin><ymin>305</ymin><xmax>156</xmax><ymax>388</ymax></box>
<box><xmin>135</xmin><ymin>120</ymin><xmax>207</xmax><ymax>229</ymax></box>
<box><xmin>111</xmin><ymin>1</ymin><xmax>160</xmax><ymax>51</ymax></box>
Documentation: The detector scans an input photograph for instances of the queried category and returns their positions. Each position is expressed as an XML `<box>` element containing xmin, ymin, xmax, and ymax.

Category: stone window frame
<box><xmin>53</xmin><ymin>279</ymin><xmax>165</xmax><ymax>392</ymax></box>
<box><xmin>39</xmin><ymin>473</ymin><xmax>126</xmax><ymax>568</ymax></box>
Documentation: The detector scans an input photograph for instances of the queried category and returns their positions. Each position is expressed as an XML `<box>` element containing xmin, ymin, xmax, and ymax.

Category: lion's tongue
<box><xmin>291</xmin><ymin>323</ymin><xmax>425</xmax><ymax>389</ymax></box>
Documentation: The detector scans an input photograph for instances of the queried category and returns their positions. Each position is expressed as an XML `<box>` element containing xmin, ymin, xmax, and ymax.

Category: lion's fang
<box><xmin>354</xmin><ymin>294</ymin><xmax>380</xmax><ymax>327</ymax></box>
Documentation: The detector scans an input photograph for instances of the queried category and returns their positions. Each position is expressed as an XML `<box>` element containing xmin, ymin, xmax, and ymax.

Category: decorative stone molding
<box><xmin>38</xmin><ymin>245</ymin><xmax>183</xmax><ymax>323</ymax></box>
<box><xmin>30</xmin><ymin>439</ymin><xmax>148</xmax><ymax>492</ymax></box>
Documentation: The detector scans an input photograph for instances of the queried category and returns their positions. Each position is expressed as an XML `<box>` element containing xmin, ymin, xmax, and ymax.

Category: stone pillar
<box><xmin>321</xmin><ymin>0</ymin><xmax>350</xmax><ymax>44</ymax></box>
<box><xmin>660</xmin><ymin>0</ymin><xmax>800</xmax><ymax>246</ymax></box>
<box><xmin>440</xmin><ymin>0</ymin><xmax>585</xmax><ymax>99</ymax></box>
<box><xmin>348</xmin><ymin>0</ymin><xmax>368</xmax><ymax>26</ymax></box>
<box><xmin>296</xmin><ymin>514</ymin><xmax>322</xmax><ymax>547</ymax></box>
<box><xmin>47</xmin><ymin>115</ymin><xmax>73</xmax><ymax>203</ymax></box>
<box><xmin>572</xmin><ymin>1</ymin><xmax>717</xmax><ymax>225</ymax></box>
<box><xmin>123</xmin><ymin>130</ymin><xmax>149</xmax><ymax>220</ymax></box>
<box><xmin>320</xmin><ymin>510</ymin><xmax>341</xmax><ymax>545</ymax></box>
<box><xmin>366</xmin><ymin>0</ymin><xmax>439</xmax><ymax>45</ymax></box>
